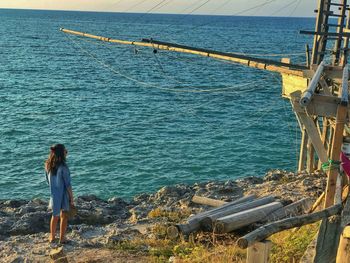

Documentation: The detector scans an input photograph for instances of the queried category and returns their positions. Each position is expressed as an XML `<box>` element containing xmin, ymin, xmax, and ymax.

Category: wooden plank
<box><xmin>191</xmin><ymin>196</ymin><xmax>227</xmax><ymax>207</ymax></box>
<box><xmin>214</xmin><ymin>202</ymin><xmax>283</xmax><ymax>234</ymax></box>
<box><xmin>318</xmin><ymin>118</ymin><xmax>329</xmax><ymax>169</ymax></box>
<box><xmin>237</xmin><ymin>204</ymin><xmax>342</xmax><ymax>249</ymax></box>
<box><xmin>296</xmin><ymin>112</ymin><xmax>328</xmax><ymax>163</ymax></box>
<box><xmin>281</xmin><ymin>74</ymin><xmax>307</xmax><ymax>98</ymax></box>
<box><xmin>247</xmin><ymin>240</ymin><xmax>272</xmax><ymax>263</ymax></box>
<box><xmin>300</xmin><ymin>61</ymin><xmax>326</xmax><ymax>106</ymax></box>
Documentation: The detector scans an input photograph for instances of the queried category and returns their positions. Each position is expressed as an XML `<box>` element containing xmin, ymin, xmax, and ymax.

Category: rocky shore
<box><xmin>0</xmin><ymin>170</ymin><xmax>326</xmax><ymax>262</ymax></box>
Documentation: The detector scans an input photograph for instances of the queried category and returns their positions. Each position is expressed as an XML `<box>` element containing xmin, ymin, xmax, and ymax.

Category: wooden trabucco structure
<box><xmin>61</xmin><ymin>0</ymin><xmax>350</xmax><ymax>261</ymax></box>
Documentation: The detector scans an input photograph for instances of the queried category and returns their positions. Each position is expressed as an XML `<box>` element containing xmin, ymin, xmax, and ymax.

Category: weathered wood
<box><xmin>308</xmin><ymin>192</ymin><xmax>325</xmax><ymax>213</ymax></box>
<box><xmin>188</xmin><ymin>194</ymin><xmax>256</xmax><ymax>222</ymax></box>
<box><xmin>170</xmin><ymin>195</ymin><xmax>256</xmax><ymax>236</ymax></box>
<box><xmin>324</xmin><ymin>104</ymin><xmax>347</xmax><ymax>208</ymax></box>
<box><xmin>307</xmin><ymin>138</ymin><xmax>316</xmax><ymax>173</ymax></box>
<box><xmin>343</xmin><ymin>226</ymin><xmax>350</xmax><ymax>238</ymax></box>
<box><xmin>246</xmin><ymin>240</ymin><xmax>272</xmax><ymax>263</ymax></box>
<box><xmin>311</xmin><ymin>0</ymin><xmax>331</xmax><ymax>64</ymax></box>
<box><xmin>306</xmin><ymin>44</ymin><xmax>311</xmax><ymax>68</ymax></box>
<box><xmin>296</xmin><ymin>112</ymin><xmax>328</xmax><ymax>163</ymax></box>
<box><xmin>60</xmin><ymin>28</ymin><xmax>306</xmax><ymax>77</ymax></box>
<box><xmin>336</xmin><ymin>230</ymin><xmax>350</xmax><ymax>263</ymax></box>
<box><xmin>340</xmin><ymin>64</ymin><xmax>349</xmax><ymax>105</ymax></box>
<box><xmin>237</xmin><ymin>204</ymin><xmax>342</xmax><ymax>249</ymax></box>
<box><xmin>201</xmin><ymin>196</ymin><xmax>276</xmax><ymax>231</ymax></box>
<box><xmin>299</xmin><ymin>128</ymin><xmax>309</xmax><ymax>171</ymax></box>
<box><xmin>214</xmin><ymin>202</ymin><xmax>283</xmax><ymax>234</ymax></box>
<box><xmin>264</xmin><ymin>198</ymin><xmax>313</xmax><ymax>222</ymax></box>
<box><xmin>191</xmin><ymin>195</ymin><xmax>227</xmax><ymax>207</ymax></box>
<box><xmin>300</xmin><ymin>61</ymin><xmax>326</xmax><ymax>106</ymax></box>
<box><xmin>313</xmin><ymin>215</ymin><xmax>342</xmax><ymax>263</ymax></box>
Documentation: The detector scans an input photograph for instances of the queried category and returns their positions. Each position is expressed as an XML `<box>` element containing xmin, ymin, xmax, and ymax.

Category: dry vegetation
<box><xmin>109</xmin><ymin>208</ymin><xmax>320</xmax><ymax>262</ymax></box>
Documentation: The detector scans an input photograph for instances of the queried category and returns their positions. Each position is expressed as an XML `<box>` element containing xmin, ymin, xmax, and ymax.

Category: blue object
<box><xmin>46</xmin><ymin>165</ymin><xmax>71</xmax><ymax>216</ymax></box>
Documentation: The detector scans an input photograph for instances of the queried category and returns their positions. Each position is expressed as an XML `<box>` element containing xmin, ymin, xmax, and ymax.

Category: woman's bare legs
<box><xmin>50</xmin><ymin>215</ymin><xmax>59</xmax><ymax>242</ymax></box>
<box><xmin>59</xmin><ymin>211</ymin><xmax>68</xmax><ymax>242</ymax></box>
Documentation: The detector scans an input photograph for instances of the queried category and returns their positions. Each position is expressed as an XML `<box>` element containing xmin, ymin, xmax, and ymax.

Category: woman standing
<box><xmin>45</xmin><ymin>144</ymin><xmax>74</xmax><ymax>244</ymax></box>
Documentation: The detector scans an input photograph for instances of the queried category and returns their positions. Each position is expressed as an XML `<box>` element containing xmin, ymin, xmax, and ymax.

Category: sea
<box><xmin>0</xmin><ymin>9</ymin><xmax>315</xmax><ymax>200</ymax></box>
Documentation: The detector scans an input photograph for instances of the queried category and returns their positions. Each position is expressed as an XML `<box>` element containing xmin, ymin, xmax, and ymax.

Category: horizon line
<box><xmin>0</xmin><ymin>7</ymin><xmax>314</xmax><ymax>19</ymax></box>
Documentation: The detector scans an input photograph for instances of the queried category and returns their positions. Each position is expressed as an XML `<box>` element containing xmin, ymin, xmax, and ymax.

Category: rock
<box><xmin>264</xmin><ymin>170</ymin><xmax>286</xmax><ymax>181</ymax></box>
<box><xmin>9</xmin><ymin>211</ymin><xmax>50</xmax><ymax>235</ymax></box>
<box><xmin>2</xmin><ymin>200</ymin><xmax>27</xmax><ymax>209</ymax></box>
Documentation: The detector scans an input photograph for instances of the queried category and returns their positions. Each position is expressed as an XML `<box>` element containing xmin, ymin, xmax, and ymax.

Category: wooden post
<box><xmin>307</xmin><ymin>138</ymin><xmax>316</xmax><ymax>173</ymax></box>
<box><xmin>306</xmin><ymin>44</ymin><xmax>311</xmax><ymax>68</ymax></box>
<box><xmin>296</xmin><ymin>112</ymin><xmax>328</xmax><ymax>164</ymax></box>
<box><xmin>246</xmin><ymin>240</ymin><xmax>272</xmax><ymax>263</ymax></box>
<box><xmin>299</xmin><ymin>128</ymin><xmax>309</xmax><ymax>171</ymax></box>
<box><xmin>324</xmin><ymin>65</ymin><xmax>349</xmax><ymax>208</ymax></box>
<box><xmin>336</xmin><ymin>226</ymin><xmax>350</xmax><ymax>263</ymax></box>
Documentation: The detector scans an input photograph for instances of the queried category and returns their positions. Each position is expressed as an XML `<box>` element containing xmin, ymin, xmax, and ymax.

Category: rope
<box><xmin>65</xmin><ymin>33</ymin><xmax>255</xmax><ymax>93</ymax></box>
<box><xmin>321</xmin><ymin>159</ymin><xmax>341</xmax><ymax>172</ymax></box>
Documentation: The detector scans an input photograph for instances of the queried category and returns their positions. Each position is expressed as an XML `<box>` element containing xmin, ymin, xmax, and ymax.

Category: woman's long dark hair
<box><xmin>45</xmin><ymin>144</ymin><xmax>67</xmax><ymax>175</ymax></box>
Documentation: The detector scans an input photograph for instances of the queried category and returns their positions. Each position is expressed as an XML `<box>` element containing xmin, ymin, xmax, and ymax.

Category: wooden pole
<box><xmin>168</xmin><ymin>195</ymin><xmax>256</xmax><ymax>238</ymax></box>
<box><xmin>200</xmin><ymin>196</ymin><xmax>276</xmax><ymax>231</ymax></box>
<box><xmin>300</xmin><ymin>61</ymin><xmax>326</xmax><ymax>106</ymax></box>
<box><xmin>299</xmin><ymin>128</ymin><xmax>309</xmax><ymax>172</ymax></box>
<box><xmin>307</xmin><ymin>138</ymin><xmax>316</xmax><ymax>173</ymax></box>
<box><xmin>237</xmin><ymin>204</ymin><xmax>342</xmax><ymax>249</ymax></box>
<box><xmin>60</xmin><ymin>28</ymin><xmax>305</xmax><ymax>77</ymax></box>
<box><xmin>214</xmin><ymin>202</ymin><xmax>283</xmax><ymax>234</ymax></box>
<box><xmin>191</xmin><ymin>196</ymin><xmax>227</xmax><ymax>207</ymax></box>
<box><xmin>296</xmin><ymin>112</ymin><xmax>328</xmax><ymax>164</ymax></box>
<box><xmin>264</xmin><ymin>198</ymin><xmax>312</xmax><ymax>222</ymax></box>
<box><xmin>332</xmin><ymin>0</ymin><xmax>347</xmax><ymax>65</ymax></box>
<box><xmin>324</xmin><ymin>65</ymin><xmax>349</xmax><ymax>208</ymax></box>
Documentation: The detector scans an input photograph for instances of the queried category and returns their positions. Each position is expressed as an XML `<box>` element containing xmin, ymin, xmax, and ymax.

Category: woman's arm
<box><xmin>67</xmin><ymin>186</ymin><xmax>74</xmax><ymax>206</ymax></box>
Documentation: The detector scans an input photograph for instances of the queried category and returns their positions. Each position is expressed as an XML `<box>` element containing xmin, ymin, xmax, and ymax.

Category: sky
<box><xmin>0</xmin><ymin>0</ymin><xmax>316</xmax><ymax>17</ymax></box>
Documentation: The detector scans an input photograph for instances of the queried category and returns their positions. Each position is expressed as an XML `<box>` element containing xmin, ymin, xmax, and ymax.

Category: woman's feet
<box><xmin>49</xmin><ymin>237</ymin><xmax>56</xmax><ymax>243</ymax></box>
<box><xmin>59</xmin><ymin>238</ymin><xmax>71</xmax><ymax>245</ymax></box>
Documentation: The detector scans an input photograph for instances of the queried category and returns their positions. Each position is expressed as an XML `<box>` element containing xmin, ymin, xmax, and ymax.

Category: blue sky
<box><xmin>0</xmin><ymin>0</ymin><xmax>316</xmax><ymax>17</ymax></box>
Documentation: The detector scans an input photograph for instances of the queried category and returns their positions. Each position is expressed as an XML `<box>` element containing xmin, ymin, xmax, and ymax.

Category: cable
<box><xmin>65</xmin><ymin>33</ymin><xmax>256</xmax><ymax>93</ymax></box>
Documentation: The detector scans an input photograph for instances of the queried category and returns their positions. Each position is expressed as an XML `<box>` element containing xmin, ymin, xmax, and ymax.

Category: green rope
<box><xmin>321</xmin><ymin>159</ymin><xmax>341</xmax><ymax>172</ymax></box>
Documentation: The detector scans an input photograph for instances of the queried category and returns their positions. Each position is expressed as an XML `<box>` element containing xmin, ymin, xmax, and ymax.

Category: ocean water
<box><xmin>0</xmin><ymin>9</ymin><xmax>315</xmax><ymax>200</ymax></box>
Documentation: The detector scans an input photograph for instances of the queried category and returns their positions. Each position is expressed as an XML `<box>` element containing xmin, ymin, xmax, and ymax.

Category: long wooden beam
<box><xmin>60</xmin><ymin>28</ymin><xmax>306</xmax><ymax>77</ymax></box>
<box><xmin>237</xmin><ymin>203</ymin><xmax>342</xmax><ymax>249</ymax></box>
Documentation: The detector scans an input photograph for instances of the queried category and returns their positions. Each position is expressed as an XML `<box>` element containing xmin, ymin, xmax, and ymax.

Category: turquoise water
<box><xmin>0</xmin><ymin>9</ymin><xmax>314</xmax><ymax>200</ymax></box>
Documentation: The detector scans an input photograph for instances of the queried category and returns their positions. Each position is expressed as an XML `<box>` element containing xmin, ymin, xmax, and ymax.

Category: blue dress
<box><xmin>46</xmin><ymin>164</ymin><xmax>71</xmax><ymax>216</ymax></box>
